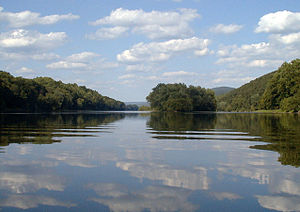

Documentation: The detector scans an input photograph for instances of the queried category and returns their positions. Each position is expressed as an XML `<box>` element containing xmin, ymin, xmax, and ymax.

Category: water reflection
<box><xmin>148</xmin><ymin>112</ymin><xmax>300</xmax><ymax>167</ymax></box>
<box><xmin>88</xmin><ymin>184</ymin><xmax>197</xmax><ymax>212</ymax></box>
<box><xmin>0</xmin><ymin>113</ymin><xmax>125</xmax><ymax>146</ymax></box>
<box><xmin>0</xmin><ymin>112</ymin><xmax>300</xmax><ymax>211</ymax></box>
<box><xmin>116</xmin><ymin>161</ymin><xmax>209</xmax><ymax>190</ymax></box>
<box><xmin>0</xmin><ymin>194</ymin><xmax>76</xmax><ymax>210</ymax></box>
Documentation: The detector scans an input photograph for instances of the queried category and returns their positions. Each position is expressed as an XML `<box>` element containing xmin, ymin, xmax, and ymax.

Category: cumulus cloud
<box><xmin>86</xmin><ymin>26</ymin><xmax>128</xmax><ymax>40</ymax></box>
<box><xmin>0</xmin><ymin>29</ymin><xmax>66</xmax><ymax>50</ymax></box>
<box><xmin>162</xmin><ymin>71</ymin><xmax>197</xmax><ymax>77</ymax></box>
<box><xmin>118</xmin><ymin>74</ymin><xmax>136</xmax><ymax>79</ymax></box>
<box><xmin>117</xmin><ymin>37</ymin><xmax>210</xmax><ymax>64</ymax></box>
<box><xmin>47</xmin><ymin>51</ymin><xmax>118</xmax><ymax>71</ymax></box>
<box><xmin>216</xmin><ymin>40</ymin><xmax>299</xmax><ymax>70</ymax></box>
<box><xmin>214</xmin><ymin>10</ymin><xmax>300</xmax><ymax>87</ymax></box>
<box><xmin>46</xmin><ymin>61</ymin><xmax>87</xmax><ymax>69</ymax></box>
<box><xmin>125</xmin><ymin>64</ymin><xmax>152</xmax><ymax>72</ymax></box>
<box><xmin>210</xmin><ymin>24</ymin><xmax>243</xmax><ymax>34</ymax></box>
<box><xmin>270</xmin><ymin>32</ymin><xmax>300</xmax><ymax>45</ymax></box>
<box><xmin>88</xmin><ymin>8</ymin><xmax>199</xmax><ymax>40</ymax></box>
<box><xmin>0</xmin><ymin>51</ymin><xmax>60</xmax><ymax>61</ymax></box>
<box><xmin>0</xmin><ymin>6</ymin><xmax>79</xmax><ymax>28</ymax></box>
<box><xmin>15</xmin><ymin>67</ymin><xmax>35</xmax><ymax>74</ymax></box>
<box><xmin>65</xmin><ymin>52</ymin><xmax>100</xmax><ymax>62</ymax></box>
<box><xmin>212</xmin><ymin>70</ymin><xmax>254</xmax><ymax>85</ymax></box>
<box><xmin>0</xmin><ymin>29</ymin><xmax>65</xmax><ymax>62</ymax></box>
<box><xmin>255</xmin><ymin>10</ymin><xmax>300</xmax><ymax>34</ymax></box>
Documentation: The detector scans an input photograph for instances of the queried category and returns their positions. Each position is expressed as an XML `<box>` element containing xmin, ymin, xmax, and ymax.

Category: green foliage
<box><xmin>217</xmin><ymin>72</ymin><xmax>275</xmax><ymax>111</ymax></box>
<box><xmin>138</xmin><ymin>106</ymin><xmax>152</xmax><ymax>111</ymax></box>
<box><xmin>0</xmin><ymin>71</ymin><xmax>125</xmax><ymax>112</ymax></box>
<box><xmin>261</xmin><ymin>59</ymin><xmax>300</xmax><ymax>112</ymax></box>
<box><xmin>146</xmin><ymin>83</ymin><xmax>216</xmax><ymax>112</ymax></box>
<box><xmin>218</xmin><ymin>59</ymin><xmax>300</xmax><ymax>112</ymax></box>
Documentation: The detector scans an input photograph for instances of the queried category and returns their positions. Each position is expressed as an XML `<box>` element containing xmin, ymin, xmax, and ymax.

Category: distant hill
<box><xmin>212</xmin><ymin>87</ymin><xmax>235</xmax><ymax>96</ymax></box>
<box><xmin>125</xmin><ymin>102</ymin><xmax>150</xmax><ymax>107</ymax></box>
<box><xmin>0</xmin><ymin>71</ymin><xmax>125</xmax><ymax>112</ymax></box>
<box><xmin>217</xmin><ymin>59</ymin><xmax>300</xmax><ymax>112</ymax></box>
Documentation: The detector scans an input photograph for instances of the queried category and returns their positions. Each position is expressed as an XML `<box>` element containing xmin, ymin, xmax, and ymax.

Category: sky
<box><xmin>0</xmin><ymin>0</ymin><xmax>300</xmax><ymax>102</ymax></box>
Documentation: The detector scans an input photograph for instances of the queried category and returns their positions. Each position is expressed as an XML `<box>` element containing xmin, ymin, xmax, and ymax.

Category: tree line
<box><xmin>0</xmin><ymin>71</ymin><xmax>126</xmax><ymax>112</ymax></box>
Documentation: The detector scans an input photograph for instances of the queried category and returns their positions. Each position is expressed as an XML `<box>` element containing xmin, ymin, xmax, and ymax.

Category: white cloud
<box><xmin>270</xmin><ymin>32</ymin><xmax>300</xmax><ymax>45</ymax></box>
<box><xmin>162</xmin><ymin>70</ymin><xmax>196</xmax><ymax>77</ymax></box>
<box><xmin>216</xmin><ymin>40</ymin><xmax>299</xmax><ymax>70</ymax></box>
<box><xmin>65</xmin><ymin>52</ymin><xmax>100</xmax><ymax>62</ymax></box>
<box><xmin>46</xmin><ymin>61</ymin><xmax>87</xmax><ymax>69</ymax></box>
<box><xmin>214</xmin><ymin>10</ymin><xmax>300</xmax><ymax>85</ymax></box>
<box><xmin>0</xmin><ymin>29</ymin><xmax>66</xmax><ymax>50</ymax></box>
<box><xmin>15</xmin><ymin>67</ymin><xmax>35</xmax><ymax>74</ymax></box>
<box><xmin>86</xmin><ymin>26</ymin><xmax>128</xmax><ymax>40</ymax></box>
<box><xmin>117</xmin><ymin>37</ymin><xmax>210</xmax><ymax>64</ymax></box>
<box><xmin>210</xmin><ymin>24</ymin><xmax>243</xmax><ymax>34</ymax></box>
<box><xmin>125</xmin><ymin>64</ymin><xmax>151</xmax><ymax>72</ymax></box>
<box><xmin>118</xmin><ymin>74</ymin><xmax>136</xmax><ymax>79</ymax></box>
<box><xmin>212</xmin><ymin>70</ymin><xmax>254</xmax><ymax>85</ymax></box>
<box><xmin>47</xmin><ymin>51</ymin><xmax>118</xmax><ymax>71</ymax></box>
<box><xmin>0</xmin><ymin>29</ymin><xmax>65</xmax><ymax>62</ymax></box>
<box><xmin>194</xmin><ymin>48</ymin><xmax>210</xmax><ymax>56</ymax></box>
<box><xmin>0</xmin><ymin>51</ymin><xmax>60</xmax><ymax>61</ymax></box>
<box><xmin>255</xmin><ymin>10</ymin><xmax>300</xmax><ymax>34</ymax></box>
<box><xmin>89</xmin><ymin>8</ymin><xmax>199</xmax><ymax>40</ymax></box>
<box><xmin>0</xmin><ymin>6</ymin><xmax>79</xmax><ymax>28</ymax></box>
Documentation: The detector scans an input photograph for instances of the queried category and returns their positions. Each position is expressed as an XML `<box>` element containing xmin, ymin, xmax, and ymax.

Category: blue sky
<box><xmin>1</xmin><ymin>0</ymin><xmax>300</xmax><ymax>101</ymax></box>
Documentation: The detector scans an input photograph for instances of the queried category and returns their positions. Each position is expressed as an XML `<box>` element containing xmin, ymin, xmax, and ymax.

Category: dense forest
<box><xmin>146</xmin><ymin>83</ymin><xmax>216</xmax><ymax>112</ymax></box>
<box><xmin>0</xmin><ymin>71</ymin><xmax>126</xmax><ymax>112</ymax></box>
<box><xmin>217</xmin><ymin>59</ymin><xmax>300</xmax><ymax>112</ymax></box>
<box><xmin>260</xmin><ymin>59</ymin><xmax>300</xmax><ymax>112</ymax></box>
<box><xmin>217</xmin><ymin>72</ymin><xmax>275</xmax><ymax>111</ymax></box>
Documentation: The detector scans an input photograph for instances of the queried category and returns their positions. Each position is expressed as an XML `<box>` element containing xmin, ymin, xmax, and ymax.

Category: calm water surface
<box><xmin>0</xmin><ymin>112</ymin><xmax>300</xmax><ymax>211</ymax></box>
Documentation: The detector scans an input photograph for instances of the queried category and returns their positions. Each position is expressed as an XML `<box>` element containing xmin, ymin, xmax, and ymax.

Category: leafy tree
<box><xmin>261</xmin><ymin>59</ymin><xmax>300</xmax><ymax>112</ymax></box>
<box><xmin>146</xmin><ymin>83</ymin><xmax>216</xmax><ymax>112</ymax></box>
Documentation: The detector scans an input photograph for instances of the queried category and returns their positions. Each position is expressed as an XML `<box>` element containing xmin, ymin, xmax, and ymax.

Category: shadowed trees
<box><xmin>0</xmin><ymin>71</ymin><xmax>125</xmax><ymax>112</ymax></box>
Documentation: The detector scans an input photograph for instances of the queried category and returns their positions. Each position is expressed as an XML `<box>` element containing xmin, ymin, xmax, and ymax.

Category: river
<box><xmin>0</xmin><ymin>112</ymin><xmax>299</xmax><ymax>211</ymax></box>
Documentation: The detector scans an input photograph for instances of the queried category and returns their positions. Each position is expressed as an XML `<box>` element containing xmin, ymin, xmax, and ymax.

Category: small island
<box><xmin>146</xmin><ymin>83</ymin><xmax>217</xmax><ymax>112</ymax></box>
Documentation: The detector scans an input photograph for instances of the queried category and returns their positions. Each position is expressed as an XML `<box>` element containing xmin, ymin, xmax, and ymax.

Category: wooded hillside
<box><xmin>217</xmin><ymin>59</ymin><xmax>300</xmax><ymax>112</ymax></box>
<box><xmin>0</xmin><ymin>71</ymin><xmax>125</xmax><ymax>112</ymax></box>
